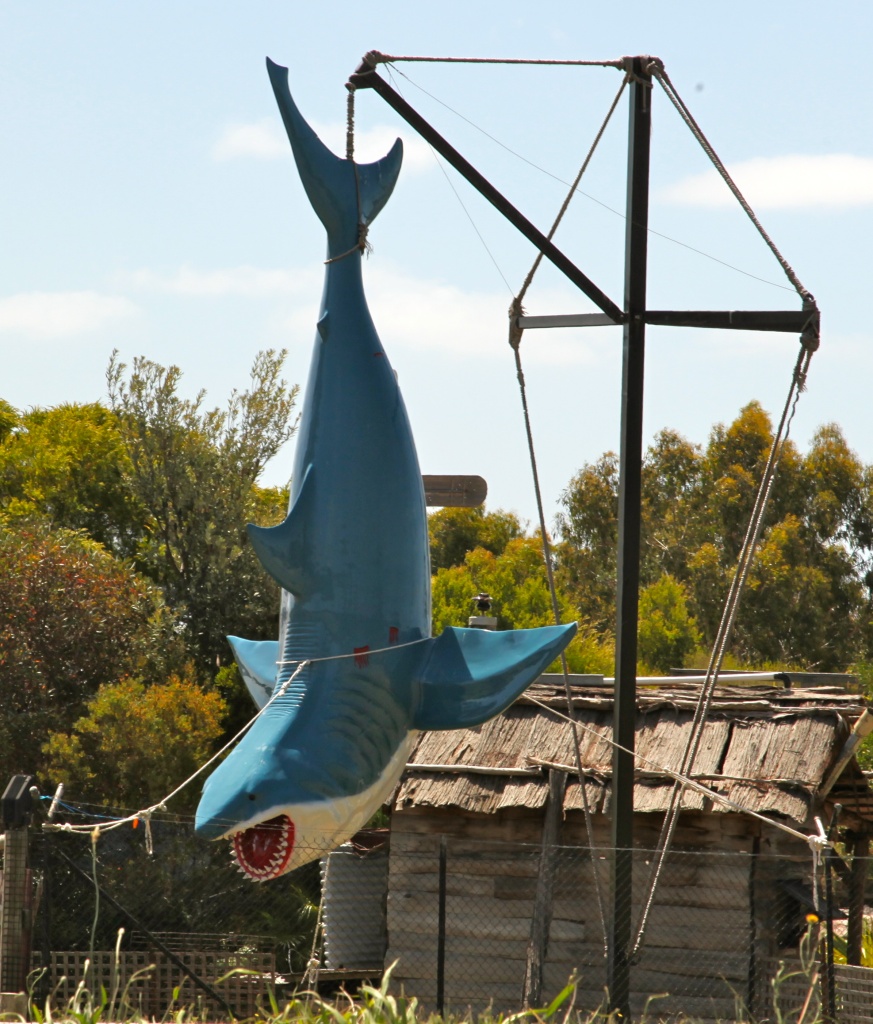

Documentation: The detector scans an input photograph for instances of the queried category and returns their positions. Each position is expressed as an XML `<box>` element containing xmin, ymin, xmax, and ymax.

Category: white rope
<box><xmin>509</xmin><ymin>72</ymin><xmax>628</xmax><ymax>326</ymax></box>
<box><xmin>46</xmin><ymin>635</ymin><xmax>434</xmax><ymax>840</ymax></box>
<box><xmin>45</xmin><ymin>660</ymin><xmax>312</xmax><ymax>836</ymax></box>
<box><xmin>631</xmin><ymin>343</ymin><xmax>814</xmax><ymax>956</ymax></box>
<box><xmin>651</xmin><ymin>64</ymin><xmax>815</xmax><ymax>305</ymax></box>
<box><xmin>303</xmin><ymin>860</ymin><xmax>329</xmax><ymax>997</ymax></box>
<box><xmin>810</xmin><ymin>817</ymin><xmax>828</xmax><ymax>915</ymax></box>
<box><xmin>276</xmin><ymin>635</ymin><xmax>430</xmax><ymax>667</ymax></box>
<box><xmin>88</xmin><ymin>828</ymin><xmax>100</xmax><ymax>964</ymax></box>
<box><xmin>502</xmin><ymin>82</ymin><xmax>633</xmax><ymax>957</ymax></box>
<box><xmin>524</xmin><ymin>695</ymin><xmax>832</xmax><ymax>852</ymax></box>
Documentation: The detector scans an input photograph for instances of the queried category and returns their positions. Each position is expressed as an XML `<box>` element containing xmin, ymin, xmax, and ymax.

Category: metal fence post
<box><xmin>0</xmin><ymin>825</ymin><xmax>31</xmax><ymax>994</ymax></box>
<box><xmin>436</xmin><ymin>835</ymin><xmax>447</xmax><ymax>1016</ymax></box>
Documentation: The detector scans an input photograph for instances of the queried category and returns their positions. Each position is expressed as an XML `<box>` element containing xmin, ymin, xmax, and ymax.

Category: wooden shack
<box><xmin>386</xmin><ymin>676</ymin><xmax>873</xmax><ymax>1019</ymax></box>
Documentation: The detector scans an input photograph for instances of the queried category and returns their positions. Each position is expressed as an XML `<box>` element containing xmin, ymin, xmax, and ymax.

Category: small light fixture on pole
<box><xmin>468</xmin><ymin>593</ymin><xmax>497</xmax><ymax>630</ymax></box>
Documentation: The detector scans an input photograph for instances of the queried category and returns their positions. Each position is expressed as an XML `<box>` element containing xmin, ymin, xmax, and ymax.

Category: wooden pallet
<box><xmin>33</xmin><ymin>948</ymin><xmax>276</xmax><ymax>1019</ymax></box>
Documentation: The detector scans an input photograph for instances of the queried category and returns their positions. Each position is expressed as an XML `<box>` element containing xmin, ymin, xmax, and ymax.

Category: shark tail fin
<box><xmin>411</xmin><ymin>622</ymin><xmax>577</xmax><ymax>731</ymax></box>
<box><xmin>266</xmin><ymin>58</ymin><xmax>402</xmax><ymax>235</ymax></box>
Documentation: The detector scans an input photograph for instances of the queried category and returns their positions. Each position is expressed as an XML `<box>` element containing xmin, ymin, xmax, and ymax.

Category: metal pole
<box><xmin>607</xmin><ymin>56</ymin><xmax>652</xmax><ymax>1019</ymax></box>
<box><xmin>349</xmin><ymin>62</ymin><xmax>624</xmax><ymax>323</ymax></box>
<box><xmin>846</xmin><ymin>833</ymin><xmax>870</xmax><ymax>966</ymax></box>
<box><xmin>0</xmin><ymin>825</ymin><xmax>30</xmax><ymax>993</ymax></box>
<box><xmin>436</xmin><ymin>835</ymin><xmax>447</xmax><ymax>1016</ymax></box>
<box><xmin>822</xmin><ymin>806</ymin><xmax>841</xmax><ymax>1024</ymax></box>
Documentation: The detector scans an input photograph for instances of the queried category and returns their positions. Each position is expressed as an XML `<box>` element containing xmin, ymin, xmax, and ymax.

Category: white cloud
<box><xmin>312</xmin><ymin>121</ymin><xmax>433</xmax><ymax>174</ymax></box>
<box><xmin>284</xmin><ymin>263</ymin><xmax>605</xmax><ymax>365</ymax></box>
<box><xmin>661</xmin><ymin>154</ymin><xmax>873</xmax><ymax>209</ymax></box>
<box><xmin>212</xmin><ymin>117</ymin><xmax>432</xmax><ymax>173</ymax></box>
<box><xmin>124</xmin><ymin>259</ymin><xmax>607</xmax><ymax>366</ymax></box>
<box><xmin>0</xmin><ymin>291</ymin><xmax>137</xmax><ymax>338</ymax></box>
<box><xmin>125</xmin><ymin>265</ymin><xmax>319</xmax><ymax>297</ymax></box>
<box><xmin>212</xmin><ymin>119</ymin><xmax>287</xmax><ymax>161</ymax></box>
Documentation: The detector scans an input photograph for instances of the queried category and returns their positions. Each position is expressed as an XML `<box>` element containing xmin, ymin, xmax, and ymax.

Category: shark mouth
<box><xmin>231</xmin><ymin>814</ymin><xmax>295</xmax><ymax>881</ymax></box>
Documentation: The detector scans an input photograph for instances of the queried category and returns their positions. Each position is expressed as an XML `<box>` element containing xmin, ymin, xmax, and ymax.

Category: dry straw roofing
<box><xmin>397</xmin><ymin>679</ymin><xmax>873</xmax><ymax>828</ymax></box>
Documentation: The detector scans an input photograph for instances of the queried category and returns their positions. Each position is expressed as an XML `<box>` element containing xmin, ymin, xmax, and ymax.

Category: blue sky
<box><xmin>2</xmin><ymin>3</ymin><xmax>872</xmax><ymax>525</ymax></box>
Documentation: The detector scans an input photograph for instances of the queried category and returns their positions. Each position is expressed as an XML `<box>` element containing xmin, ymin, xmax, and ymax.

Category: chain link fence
<box><xmin>382</xmin><ymin>834</ymin><xmax>873</xmax><ymax>1022</ymax></box>
<box><xmin>4</xmin><ymin>805</ymin><xmax>871</xmax><ymax>1020</ymax></box>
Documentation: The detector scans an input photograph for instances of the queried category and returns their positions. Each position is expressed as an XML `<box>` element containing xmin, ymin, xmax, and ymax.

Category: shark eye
<box><xmin>248</xmin><ymin>793</ymin><xmax>257</xmax><ymax>801</ymax></box>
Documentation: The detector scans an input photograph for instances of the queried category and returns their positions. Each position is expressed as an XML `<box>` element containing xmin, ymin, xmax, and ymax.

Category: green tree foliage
<box><xmin>554</xmin><ymin>453</ymin><xmax>619</xmax><ymax>631</ymax></box>
<box><xmin>431</xmin><ymin>534</ymin><xmax>614</xmax><ymax>674</ymax></box>
<box><xmin>0</xmin><ymin>402</ymin><xmax>146</xmax><ymax>557</ymax></box>
<box><xmin>43</xmin><ymin>672</ymin><xmax>226</xmax><ymax>812</ymax></box>
<box><xmin>0</xmin><ymin>353</ymin><xmax>298</xmax><ymax>789</ymax></box>
<box><xmin>107</xmin><ymin>349</ymin><xmax>298</xmax><ymax>673</ymax></box>
<box><xmin>637</xmin><ymin>574</ymin><xmax>701</xmax><ymax>673</ymax></box>
<box><xmin>0</xmin><ymin>521</ymin><xmax>183</xmax><ymax>780</ymax></box>
<box><xmin>557</xmin><ymin>402</ymin><xmax>873</xmax><ymax>671</ymax></box>
<box><xmin>428</xmin><ymin>505</ymin><xmax>523</xmax><ymax>571</ymax></box>
<box><xmin>432</xmin><ymin>535</ymin><xmax>575</xmax><ymax>633</ymax></box>
<box><xmin>0</xmin><ymin>399</ymin><xmax>18</xmax><ymax>442</ymax></box>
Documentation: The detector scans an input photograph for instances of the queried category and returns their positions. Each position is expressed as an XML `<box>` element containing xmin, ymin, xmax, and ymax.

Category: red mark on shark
<box><xmin>354</xmin><ymin>646</ymin><xmax>370</xmax><ymax>667</ymax></box>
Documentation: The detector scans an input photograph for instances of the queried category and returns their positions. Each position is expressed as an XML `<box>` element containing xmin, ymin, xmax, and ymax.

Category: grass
<box><xmin>7</xmin><ymin>924</ymin><xmax>851</xmax><ymax>1024</ymax></box>
<box><xmin>15</xmin><ymin>961</ymin><xmax>591</xmax><ymax>1024</ymax></box>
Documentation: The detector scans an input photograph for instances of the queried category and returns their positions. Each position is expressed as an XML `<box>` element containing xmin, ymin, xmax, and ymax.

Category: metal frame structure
<box><xmin>349</xmin><ymin>52</ymin><xmax>820</xmax><ymax>1017</ymax></box>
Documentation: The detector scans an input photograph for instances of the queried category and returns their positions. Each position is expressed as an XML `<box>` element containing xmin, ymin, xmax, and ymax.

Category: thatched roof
<box><xmin>396</xmin><ymin>678</ymin><xmax>873</xmax><ymax>830</ymax></box>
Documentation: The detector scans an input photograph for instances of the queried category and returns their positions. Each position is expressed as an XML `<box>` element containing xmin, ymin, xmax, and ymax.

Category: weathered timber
<box><xmin>835</xmin><ymin>963</ymin><xmax>873</xmax><ymax>1024</ymax></box>
<box><xmin>847</xmin><ymin>840</ymin><xmax>870</xmax><ymax>966</ymax></box>
<box><xmin>522</xmin><ymin>770</ymin><xmax>566</xmax><ymax>1007</ymax></box>
<box><xmin>386</xmin><ymin>675</ymin><xmax>873</xmax><ymax>1019</ymax></box>
<box><xmin>422</xmin><ymin>474</ymin><xmax>487</xmax><ymax>508</ymax></box>
<box><xmin>387</xmin><ymin>904</ymin><xmax>586</xmax><ymax>941</ymax></box>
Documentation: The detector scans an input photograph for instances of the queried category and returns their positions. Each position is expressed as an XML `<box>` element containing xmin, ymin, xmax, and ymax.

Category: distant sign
<box><xmin>422</xmin><ymin>475</ymin><xmax>487</xmax><ymax>508</ymax></box>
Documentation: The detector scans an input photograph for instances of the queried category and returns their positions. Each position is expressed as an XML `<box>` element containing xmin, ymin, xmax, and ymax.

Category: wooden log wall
<box><xmin>387</xmin><ymin>808</ymin><xmax>769</xmax><ymax>1020</ymax></box>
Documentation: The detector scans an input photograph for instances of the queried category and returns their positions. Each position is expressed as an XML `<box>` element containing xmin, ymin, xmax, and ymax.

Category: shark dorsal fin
<box><xmin>248</xmin><ymin>463</ymin><xmax>315</xmax><ymax>596</ymax></box>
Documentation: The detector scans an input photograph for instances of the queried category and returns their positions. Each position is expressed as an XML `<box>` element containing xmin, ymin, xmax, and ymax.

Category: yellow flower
<box><xmin>806</xmin><ymin>913</ymin><xmax>819</xmax><ymax>924</ymax></box>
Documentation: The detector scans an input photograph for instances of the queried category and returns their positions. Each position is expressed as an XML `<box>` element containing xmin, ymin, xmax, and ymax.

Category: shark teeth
<box><xmin>231</xmin><ymin>814</ymin><xmax>295</xmax><ymax>882</ymax></box>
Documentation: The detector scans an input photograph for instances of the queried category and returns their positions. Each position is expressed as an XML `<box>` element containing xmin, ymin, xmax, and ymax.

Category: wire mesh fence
<box><xmin>4</xmin><ymin>806</ymin><xmax>871</xmax><ymax>1021</ymax></box>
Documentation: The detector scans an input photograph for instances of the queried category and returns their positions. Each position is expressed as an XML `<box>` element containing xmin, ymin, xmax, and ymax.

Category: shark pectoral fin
<box><xmin>411</xmin><ymin>622</ymin><xmax>578</xmax><ymax>731</ymax></box>
<box><xmin>247</xmin><ymin>463</ymin><xmax>314</xmax><ymax>595</ymax></box>
<box><xmin>356</xmin><ymin>138</ymin><xmax>403</xmax><ymax>226</ymax></box>
<box><xmin>227</xmin><ymin>636</ymin><xmax>278</xmax><ymax>710</ymax></box>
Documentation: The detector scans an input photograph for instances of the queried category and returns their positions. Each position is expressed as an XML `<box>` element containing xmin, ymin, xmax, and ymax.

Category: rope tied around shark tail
<box><xmin>324</xmin><ymin>128</ymin><xmax>373</xmax><ymax>263</ymax></box>
<box><xmin>345</xmin><ymin>83</ymin><xmax>356</xmax><ymax>161</ymax></box>
<box><xmin>324</xmin><ymin>223</ymin><xmax>372</xmax><ymax>264</ymax></box>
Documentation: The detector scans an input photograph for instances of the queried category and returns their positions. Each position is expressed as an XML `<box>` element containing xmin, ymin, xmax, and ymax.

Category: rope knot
<box><xmin>620</xmin><ymin>56</ymin><xmax>654</xmax><ymax>86</ymax></box>
<box><xmin>508</xmin><ymin>297</ymin><xmax>525</xmax><ymax>351</ymax></box>
<box><xmin>800</xmin><ymin>309</ymin><xmax>820</xmax><ymax>353</ymax></box>
<box><xmin>323</xmin><ymin>227</ymin><xmax>371</xmax><ymax>265</ymax></box>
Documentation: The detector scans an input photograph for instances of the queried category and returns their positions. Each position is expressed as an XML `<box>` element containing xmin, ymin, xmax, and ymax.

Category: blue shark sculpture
<box><xmin>194</xmin><ymin>59</ymin><xmax>577</xmax><ymax>881</ymax></box>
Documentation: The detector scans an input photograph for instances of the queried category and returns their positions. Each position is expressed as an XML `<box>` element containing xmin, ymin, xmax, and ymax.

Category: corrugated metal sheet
<box><xmin>395</xmin><ymin>682</ymin><xmax>873</xmax><ymax>828</ymax></box>
<box><xmin>321</xmin><ymin>845</ymin><xmax>388</xmax><ymax>969</ymax></box>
